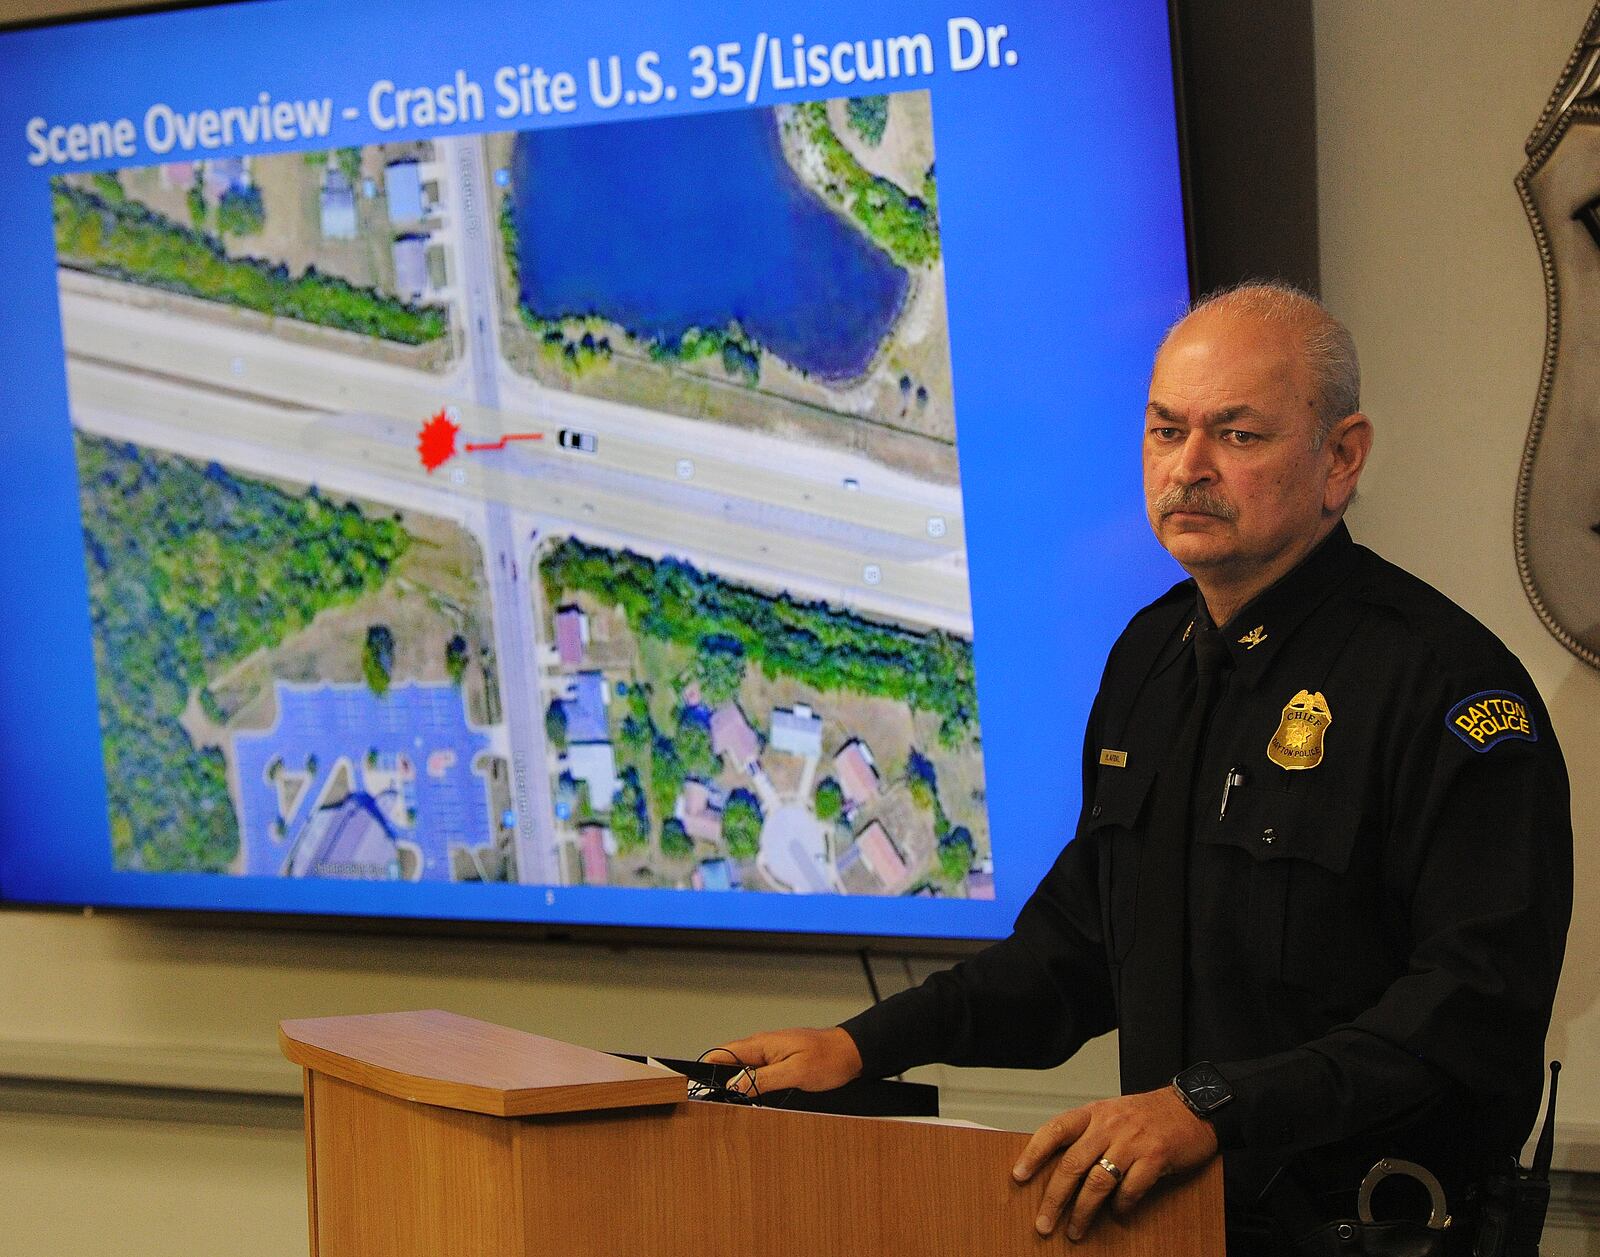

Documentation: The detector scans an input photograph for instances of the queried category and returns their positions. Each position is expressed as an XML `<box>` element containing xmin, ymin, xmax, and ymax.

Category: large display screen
<box><xmin>0</xmin><ymin>0</ymin><xmax>1189</xmax><ymax>940</ymax></box>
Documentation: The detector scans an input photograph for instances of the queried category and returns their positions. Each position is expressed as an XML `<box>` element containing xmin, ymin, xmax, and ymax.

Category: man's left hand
<box><xmin>1012</xmin><ymin>1086</ymin><xmax>1220</xmax><ymax>1242</ymax></box>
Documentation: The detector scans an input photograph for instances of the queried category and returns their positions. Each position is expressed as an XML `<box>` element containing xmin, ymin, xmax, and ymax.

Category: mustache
<box><xmin>1154</xmin><ymin>485</ymin><xmax>1238</xmax><ymax>521</ymax></box>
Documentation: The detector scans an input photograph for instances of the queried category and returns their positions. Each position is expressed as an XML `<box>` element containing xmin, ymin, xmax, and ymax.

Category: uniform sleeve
<box><xmin>840</xmin><ymin>689</ymin><xmax>1119</xmax><ymax>1080</ymax></box>
<box><xmin>1207</xmin><ymin>672</ymin><xmax>1572</xmax><ymax>1156</ymax></box>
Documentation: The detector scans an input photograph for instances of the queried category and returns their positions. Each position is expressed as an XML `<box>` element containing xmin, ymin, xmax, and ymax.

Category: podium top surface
<box><xmin>279</xmin><ymin>1009</ymin><xmax>686</xmax><ymax>1117</ymax></box>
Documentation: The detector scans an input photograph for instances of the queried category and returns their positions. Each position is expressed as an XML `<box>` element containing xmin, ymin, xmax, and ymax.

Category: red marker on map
<box><xmin>464</xmin><ymin>432</ymin><xmax>545</xmax><ymax>452</ymax></box>
<box><xmin>417</xmin><ymin>411</ymin><xmax>544</xmax><ymax>471</ymax></box>
<box><xmin>417</xmin><ymin>411</ymin><xmax>459</xmax><ymax>472</ymax></box>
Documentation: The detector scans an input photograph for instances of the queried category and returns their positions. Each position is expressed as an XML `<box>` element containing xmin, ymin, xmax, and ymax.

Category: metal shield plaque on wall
<box><xmin>1516</xmin><ymin>3</ymin><xmax>1600</xmax><ymax>671</ymax></box>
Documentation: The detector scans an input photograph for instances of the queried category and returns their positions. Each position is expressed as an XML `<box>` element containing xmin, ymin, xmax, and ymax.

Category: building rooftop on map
<box><xmin>577</xmin><ymin>822</ymin><xmax>609</xmax><ymax>886</ymax></box>
<box><xmin>555</xmin><ymin>605</ymin><xmax>588</xmax><ymax>667</ymax></box>
<box><xmin>392</xmin><ymin>234</ymin><xmax>430</xmax><ymax>301</ymax></box>
<box><xmin>160</xmin><ymin>162</ymin><xmax>195</xmax><ymax>191</ymax></box>
<box><xmin>562</xmin><ymin>671</ymin><xmax>610</xmax><ymax>743</ymax></box>
<box><xmin>203</xmin><ymin>155</ymin><xmax>248</xmax><ymax>199</ymax></box>
<box><xmin>836</xmin><ymin>842</ymin><xmax>886</xmax><ymax>896</ymax></box>
<box><xmin>834</xmin><ymin>740</ymin><xmax>880</xmax><ymax>810</ymax></box>
<box><xmin>853</xmin><ymin>820</ymin><xmax>909</xmax><ymax>894</ymax></box>
<box><xmin>695</xmin><ymin>858</ymin><xmax>739</xmax><ymax>891</ymax></box>
<box><xmin>770</xmin><ymin>704</ymin><xmax>823</xmax><ymax>758</ymax></box>
<box><xmin>966</xmin><ymin>869</ymin><xmax>995</xmax><ymax>900</ymax></box>
<box><xmin>386</xmin><ymin>158</ymin><xmax>424</xmax><ymax>222</ymax></box>
<box><xmin>566</xmin><ymin>741</ymin><xmax>619</xmax><ymax>807</ymax></box>
<box><xmin>710</xmin><ymin>703</ymin><xmax>760</xmax><ymax>771</ymax></box>
<box><xmin>320</xmin><ymin>169</ymin><xmax>357</xmax><ymax>239</ymax></box>
<box><xmin>675</xmin><ymin>779</ymin><xmax>724</xmax><ymax>843</ymax></box>
<box><xmin>286</xmin><ymin>794</ymin><xmax>396</xmax><ymax>880</ymax></box>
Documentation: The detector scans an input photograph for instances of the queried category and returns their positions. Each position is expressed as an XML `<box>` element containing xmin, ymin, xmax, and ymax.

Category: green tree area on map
<box><xmin>520</xmin><ymin>313</ymin><xmax>615</xmax><ymax>376</ymax></box>
<box><xmin>646</xmin><ymin>322</ymin><xmax>761</xmax><ymax>386</ymax></box>
<box><xmin>938</xmin><ymin>825</ymin><xmax>975</xmax><ymax>882</ymax></box>
<box><xmin>78</xmin><ymin>435</ymin><xmax>411</xmax><ymax>873</ymax></box>
<box><xmin>362</xmin><ymin>625</ymin><xmax>395</xmax><ymax>696</ymax></box>
<box><xmin>603</xmin><ymin>678</ymin><xmax>734</xmax><ymax>865</ymax></box>
<box><xmin>907</xmin><ymin>747</ymin><xmax>973</xmax><ymax>884</ymax></box>
<box><xmin>647</xmin><ymin>719</ymin><xmax>718</xmax><ymax>818</ymax></box>
<box><xmin>52</xmin><ymin>179</ymin><xmax>447</xmax><ymax>345</ymax></box>
<box><xmin>611</xmin><ymin>770</ymin><xmax>650</xmax><ymax>853</ymax></box>
<box><xmin>216</xmin><ymin>187</ymin><xmax>266</xmax><ymax>237</ymax></box>
<box><xmin>846</xmin><ymin>95</ymin><xmax>890</xmax><ymax>146</ymax></box>
<box><xmin>445</xmin><ymin>634</ymin><xmax>470</xmax><ymax>686</ymax></box>
<box><xmin>660</xmin><ymin>817</ymin><xmax>692</xmax><ymax>859</ymax></box>
<box><xmin>722</xmin><ymin>790</ymin><xmax>763</xmax><ymax>861</ymax></box>
<box><xmin>794</xmin><ymin>100</ymin><xmax>939</xmax><ymax>269</ymax></box>
<box><xmin>540</xmin><ymin>538</ymin><xmax>978</xmax><ymax>744</ymax></box>
<box><xmin>815</xmin><ymin>776</ymin><xmax>844</xmax><ymax>821</ymax></box>
<box><xmin>695</xmin><ymin>634</ymin><xmax>747</xmax><ymax>705</ymax></box>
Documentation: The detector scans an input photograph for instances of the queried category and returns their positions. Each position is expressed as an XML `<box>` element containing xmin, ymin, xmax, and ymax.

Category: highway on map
<box><xmin>60</xmin><ymin>305</ymin><xmax>974</xmax><ymax>630</ymax></box>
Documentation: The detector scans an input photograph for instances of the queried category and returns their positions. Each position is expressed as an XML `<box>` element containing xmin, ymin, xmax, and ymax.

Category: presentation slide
<box><xmin>0</xmin><ymin>0</ymin><xmax>1189</xmax><ymax>939</ymax></box>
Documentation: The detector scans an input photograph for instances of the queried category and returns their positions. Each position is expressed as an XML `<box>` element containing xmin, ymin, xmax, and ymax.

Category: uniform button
<box><xmin>1091</xmin><ymin>805</ymin><xmax>1103</xmax><ymax>818</ymax></box>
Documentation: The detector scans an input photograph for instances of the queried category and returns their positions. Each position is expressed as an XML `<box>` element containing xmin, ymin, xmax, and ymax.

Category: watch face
<box><xmin>1178</xmin><ymin>1063</ymin><xmax>1232</xmax><ymax>1112</ymax></box>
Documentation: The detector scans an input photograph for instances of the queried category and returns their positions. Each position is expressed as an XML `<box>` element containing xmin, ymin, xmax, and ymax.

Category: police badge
<box><xmin>1515</xmin><ymin>3</ymin><xmax>1600</xmax><ymax>671</ymax></box>
<box><xmin>1268</xmin><ymin>690</ymin><xmax>1331</xmax><ymax>770</ymax></box>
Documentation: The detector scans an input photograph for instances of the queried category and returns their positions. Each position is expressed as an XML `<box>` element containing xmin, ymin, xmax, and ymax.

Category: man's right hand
<box><xmin>709</xmin><ymin>1026</ymin><xmax>864</xmax><ymax>1096</ymax></box>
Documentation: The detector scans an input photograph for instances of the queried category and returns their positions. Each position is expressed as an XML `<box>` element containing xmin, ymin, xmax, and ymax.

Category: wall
<box><xmin>3</xmin><ymin>0</ymin><xmax>1599</xmax><ymax>1253</ymax></box>
<box><xmin>1313</xmin><ymin>0</ymin><xmax>1600</xmax><ymax>1174</ymax></box>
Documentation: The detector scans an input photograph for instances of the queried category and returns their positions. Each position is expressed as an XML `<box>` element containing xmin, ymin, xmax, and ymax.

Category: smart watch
<box><xmin>1172</xmin><ymin>1061</ymin><xmax>1234</xmax><ymax>1118</ymax></box>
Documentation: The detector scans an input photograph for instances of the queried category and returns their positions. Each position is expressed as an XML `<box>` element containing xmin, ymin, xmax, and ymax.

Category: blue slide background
<box><xmin>0</xmin><ymin>0</ymin><xmax>1188</xmax><ymax>939</ymax></box>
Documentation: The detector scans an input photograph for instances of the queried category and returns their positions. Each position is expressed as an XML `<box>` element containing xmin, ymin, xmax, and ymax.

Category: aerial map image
<box><xmin>54</xmin><ymin>89</ymin><xmax>993</xmax><ymax>901</ymax></box>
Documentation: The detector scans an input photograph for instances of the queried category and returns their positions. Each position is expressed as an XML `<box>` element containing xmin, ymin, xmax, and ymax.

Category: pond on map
<box><xmin>511</xmin><ymin>106</ymin><xmax>910</xmax><ymax>381</ymax></box>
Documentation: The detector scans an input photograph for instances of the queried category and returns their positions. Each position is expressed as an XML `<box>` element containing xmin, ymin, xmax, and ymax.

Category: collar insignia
<box><xmin>1238</xmin><ymin>625</ymin><xmax>1268</xmax><ymax>650</ymax></box>
<box><xmin>1267</xmin><ymin>690</ymin><xmax>1332</xmax><ymax>770</ymax></box>
<box><xmin>1182</xmin><ymin>619</ymin><xmax>1195</xmax><ymax>643</ymax></box>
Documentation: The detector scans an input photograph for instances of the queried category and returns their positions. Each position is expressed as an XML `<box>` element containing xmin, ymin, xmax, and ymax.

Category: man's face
<box><xmin>1143</xmin><ymin>308</ymin><xmax>1335</xmax><ymax>586</ymax></box>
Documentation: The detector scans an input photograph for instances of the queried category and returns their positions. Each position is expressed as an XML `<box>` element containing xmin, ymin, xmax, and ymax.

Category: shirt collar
<box><xmin>1150</xmin><ymin>521</ymin><xmax>1360</xmax><ymax>686</ymax></box>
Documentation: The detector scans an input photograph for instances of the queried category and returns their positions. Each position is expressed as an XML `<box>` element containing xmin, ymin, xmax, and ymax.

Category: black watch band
<box><xmin>1172</xmin><ymin>1061</ymin><xmax>1234</xmax><ymax>1117</ymax></box>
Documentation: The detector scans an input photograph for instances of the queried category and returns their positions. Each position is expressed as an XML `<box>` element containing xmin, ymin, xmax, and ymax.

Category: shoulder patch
<box><xmin>1447</xmin><ymin>690</ymin><xmax>1538</xmax><ymax>751</ymax></box>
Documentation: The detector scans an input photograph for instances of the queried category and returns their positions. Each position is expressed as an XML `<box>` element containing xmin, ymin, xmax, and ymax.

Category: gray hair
<box><xmin>1164</xmin><ymin>280</ymin><xmax>1361</xmax><ymax>446</ymax></box>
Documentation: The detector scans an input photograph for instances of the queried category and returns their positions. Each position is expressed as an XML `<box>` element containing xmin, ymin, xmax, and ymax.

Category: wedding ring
<box><xmin>1096</xmin><ymin>1156</ymin><xmax>1124</xmax><ymax>1185</ymax></box>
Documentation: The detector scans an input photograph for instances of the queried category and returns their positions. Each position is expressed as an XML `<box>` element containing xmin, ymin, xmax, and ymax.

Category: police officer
<box><xmin>717</xmin><ymin>284</ymin><xmax>1572</xmax><ymax>1254</ymax></box>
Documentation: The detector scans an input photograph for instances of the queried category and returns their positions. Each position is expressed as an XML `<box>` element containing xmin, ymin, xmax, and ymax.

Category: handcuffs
<box><xmin>1292</xmin><ymin>1158</ymin><xmax>1454</xmax><ymax>1256</ymax></box>
<box><xmin>1357</xmin><ymin>1158</ymin><xmax>1453</xmax><ymax>1233</ymax></box>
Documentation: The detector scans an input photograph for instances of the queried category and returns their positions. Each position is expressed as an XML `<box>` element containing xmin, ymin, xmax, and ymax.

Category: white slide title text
<box><xmin>24</xmin><ymin>17</ymin><xmax>1015</xmax><ymax>167</ymax></box>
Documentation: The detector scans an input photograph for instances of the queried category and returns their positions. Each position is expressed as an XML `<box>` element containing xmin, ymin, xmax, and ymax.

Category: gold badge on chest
<box><xmin>1267</xmin><ymin>690</ymin><xmax>1332</xmax><ymax>770</ymax></box>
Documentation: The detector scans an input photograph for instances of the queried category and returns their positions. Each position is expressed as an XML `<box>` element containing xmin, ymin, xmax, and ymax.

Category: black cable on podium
<box><xmin>689</xmin><ymin>1045</ymin><xmax>797</xmax><ymax>1110</ymax></box>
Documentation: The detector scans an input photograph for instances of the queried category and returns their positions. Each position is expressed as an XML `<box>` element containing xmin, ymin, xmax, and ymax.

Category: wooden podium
<box><xmin>280</xmin><ymin>1010</ymin><xmax>1224</xmax><ymax>1256</ymax></box>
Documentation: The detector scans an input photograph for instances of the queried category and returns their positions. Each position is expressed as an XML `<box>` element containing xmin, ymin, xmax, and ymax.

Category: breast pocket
<box><xmin>1202</xmin><ymin>784</ymin><xmax>1357</xmax><ymax>872</ymax></box>
<box><xmin>1197</xmin><ymin>785</ymin><xmax>1369</xmax><ymax>1004</ymax></box>
<box><xmin>1085</xmin><ymin>765</ymin><xmax>1156</xmax><ymax>963</ymax></box>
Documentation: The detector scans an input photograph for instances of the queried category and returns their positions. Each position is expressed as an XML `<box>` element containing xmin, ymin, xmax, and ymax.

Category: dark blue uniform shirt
<box><xmin>842</xmin><ymin>522</ymin><xmax>1571</xmax><ymax>1223</ymax></box>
